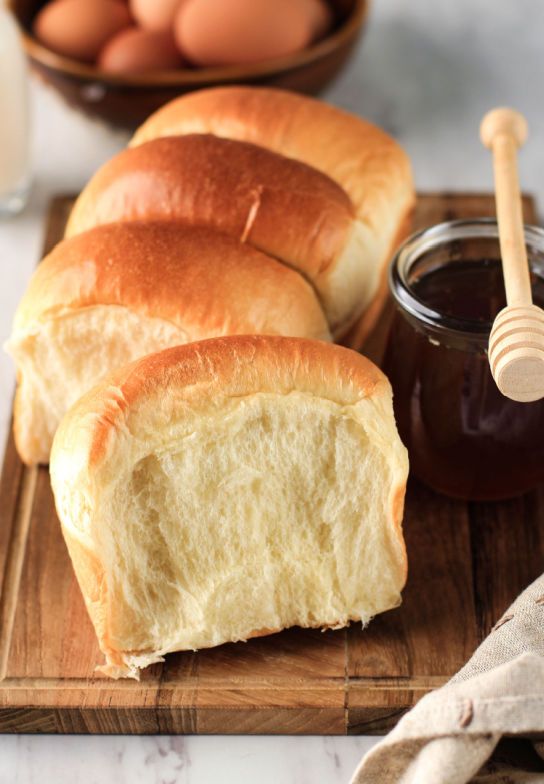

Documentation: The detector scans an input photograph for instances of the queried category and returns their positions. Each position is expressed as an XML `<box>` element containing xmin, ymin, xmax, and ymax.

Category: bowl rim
<box><xmin>10</xmin><ymin>0</ymin><xmax>369</xmax><ymax>87</ymax></box>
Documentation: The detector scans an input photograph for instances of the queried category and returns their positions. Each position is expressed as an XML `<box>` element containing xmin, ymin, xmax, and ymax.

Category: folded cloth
<box><xmin>351</xmin><ymin>574</ymin><xmax>544</xmax><ymax>784</ymax></box>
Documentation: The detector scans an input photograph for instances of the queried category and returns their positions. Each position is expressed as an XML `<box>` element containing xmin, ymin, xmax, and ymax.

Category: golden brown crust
<box><xmin>341</xmin><ymin>207</ymin><xmax>415</xmax><ymax>350</ymax></box>
<box><xmin>65</xmin><ymin>134</ymin><xmax>356</xmax><ymax>289</ymax></box>
<box><xmin>391</xmin><ymin>482</ymin><xmax>409</xmax><ymax>587</ymax></box>
<box><xmin>61</xmin><ymin>527</ymin><xmax>112</xmax><ymax>658</ymax></box>
<box><xmin>62</xmin><ymin>529</ymin><xmax>135</xmax><ymax>673</ymax></box>
<box><xmin>51</xmin><ymin>336</ymin><xmax>408</xmax><ymax>676</ymax></box>
<box><xmin>129</xmin><ymin>87</ymin><xmax>415</xmax><ymax>336</ymax></box>
<box><xmin>12</xmin><ymin>222</ymin><xmax>330</xmax><ymax>342</ymax></box>
<box><xmin>130</xmin><ymin>87</ymin><xmax>415</xmax><ymax>230</ymax></box>
<box><xmin>52</xmin><ymin>336</ymin><xmax>388</xmax><ymax>469</ymax></box>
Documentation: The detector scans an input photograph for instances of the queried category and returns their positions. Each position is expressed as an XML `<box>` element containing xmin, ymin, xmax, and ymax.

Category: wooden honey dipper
<box><xmin>480</xmin><ymin>107</ymin><xmax>544</xmax><ymax>402</ymax></box>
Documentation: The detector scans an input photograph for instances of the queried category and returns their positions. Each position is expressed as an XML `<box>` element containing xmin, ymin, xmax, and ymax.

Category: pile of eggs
<box><xmin>33</xmin><ymin>0</ymin><xmax>333</xmax><ymax>75</ymax></box>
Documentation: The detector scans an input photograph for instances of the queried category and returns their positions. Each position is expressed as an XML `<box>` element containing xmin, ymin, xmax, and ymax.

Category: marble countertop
<box><xmin>2</xmin><ymin>0</ymin><xmax>543</xmax><ymax>780</ymax></box>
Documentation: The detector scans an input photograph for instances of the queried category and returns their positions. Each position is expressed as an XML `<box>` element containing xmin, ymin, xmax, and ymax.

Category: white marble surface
<box><xmin>2</xmin><ymin>0</ymin><xmax>544</xmax><ymax>781</ymax></box>
<box><xmin>3</xmin><ymin>735</ymin><xmax>378</xmax><ymax>783</ymax></box>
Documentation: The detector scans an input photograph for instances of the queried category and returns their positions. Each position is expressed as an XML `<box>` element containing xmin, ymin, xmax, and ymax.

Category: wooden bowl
<box><xmin>10</xmin><ymin>0</ymin><xmax>369</xmax><ymax>130</ymax></box>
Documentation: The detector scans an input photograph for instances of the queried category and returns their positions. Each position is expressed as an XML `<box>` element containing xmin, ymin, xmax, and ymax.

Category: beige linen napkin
<box><xmin>351</xmin><ymin>574</ymin><xmax>544</xmax><ymax>784</ymax></box>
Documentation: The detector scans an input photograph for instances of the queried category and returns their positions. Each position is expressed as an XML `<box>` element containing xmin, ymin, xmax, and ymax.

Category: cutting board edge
<box><xmin>0</xmin><ymin>191</ymin><xmax>541</xmax><ymax>735</ymax></box>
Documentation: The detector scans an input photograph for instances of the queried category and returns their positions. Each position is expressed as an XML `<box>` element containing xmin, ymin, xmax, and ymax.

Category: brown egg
<box><xmin>174</xmin><ymin>0</ymin><xmax>314</xmax><ymax>67</ymax></box>
<box><xmin>130</xmin><ymin>0</ymin><xmax>186</xmax><ymax>32</ymax></box>
<box><xmin>98</xmin><ymin>27</ymin><xmax>185</xmax><ymax>74</ymax></box>
<box><xmin>34</xmin><ymin>0</ymin><xmax>132</xmax><ymax>63</ymax></box>
<box><xmin>299</xmin><ymin>0</ymin><xmax>333</xmax><ymax>41</ymax></box>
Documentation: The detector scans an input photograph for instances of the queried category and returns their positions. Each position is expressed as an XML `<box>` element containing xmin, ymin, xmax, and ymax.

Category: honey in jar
<box><xmin>382</xmin><ymin>219</ymin><xmax>544</xmax><ymax>501</ymax></box>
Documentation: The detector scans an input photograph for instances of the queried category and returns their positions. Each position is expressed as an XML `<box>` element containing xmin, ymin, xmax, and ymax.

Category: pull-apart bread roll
<box><xmin>50</xmin><ymin>335</ymin><xmax>409</xmax><ymax>678</ymax></box>
<box><xmin>7</xmin><ymin>223</ymin><xmax>329</xmax><ymax>465</ymax></box>
<box><xmin>131</xmin><ymin>86</ymin><xmax>415</xmax><ymax>340</ymax></box>
<box><xmin>66</xmin><ymin>134</ymin><xmax>370</xmax><ymax>337</ymax></box>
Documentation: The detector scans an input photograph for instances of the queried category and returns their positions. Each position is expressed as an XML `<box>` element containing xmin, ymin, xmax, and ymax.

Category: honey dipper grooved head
<box><xmin>480</xmin><ymin>108</ymin><xmax>528</xmax><ymax>149</ymax></box>
<box><xmin>488</xmin><ymin>304</ymin><xmax>544</xmax><ymax>402</ymax></box>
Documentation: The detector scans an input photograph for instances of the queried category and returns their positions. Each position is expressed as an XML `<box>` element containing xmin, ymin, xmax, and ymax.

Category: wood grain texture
<box><xmin>0</xmin><ymin>192</ymin><xmax>542</xmax><ymax>735</ymax></box>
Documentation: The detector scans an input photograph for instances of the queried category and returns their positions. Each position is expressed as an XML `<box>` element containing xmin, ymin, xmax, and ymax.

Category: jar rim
<box><xmin>389</xmin><ymin>218</ymin><xmax>544</xmax><ymax>337</ymax></box>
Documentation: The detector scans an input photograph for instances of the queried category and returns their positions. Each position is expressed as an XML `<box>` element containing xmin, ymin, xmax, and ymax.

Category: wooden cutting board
<box><xmin>1</xmin><ymin>192</ymin><xmax>543</xmax><ymax>736</ymax></box>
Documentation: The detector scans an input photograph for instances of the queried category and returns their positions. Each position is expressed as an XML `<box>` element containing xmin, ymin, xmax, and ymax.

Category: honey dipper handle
<box><xmin>480</xmin><ymin>108</ymin><xmax>531</xmax><ymax>305</ymax></box>
<box><xmin>482</xmin><ymin>108</ymin><xmax>544</xmax><ymax>403</ymax></box>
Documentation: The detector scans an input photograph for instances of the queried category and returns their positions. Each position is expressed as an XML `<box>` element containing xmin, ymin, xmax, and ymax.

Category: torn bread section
<box><xmin>6</xmin><ymin>222</ymin><xmax>330</xmax><ymax>465</ymax></box>
<box><xmin>50</xmin><ymin>336</ymin><xmax>409</xmax><ymax>678</ymax></box>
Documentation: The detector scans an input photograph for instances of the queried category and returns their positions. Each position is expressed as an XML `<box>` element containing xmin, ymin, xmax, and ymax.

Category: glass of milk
<box><xmin>0</xmin><ymin>3</ymin><xmax>31</xmax><ymax>216</ymax></box>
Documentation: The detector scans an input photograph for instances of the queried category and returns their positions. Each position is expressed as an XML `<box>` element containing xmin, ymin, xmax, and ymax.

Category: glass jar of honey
<box><xmin>383</xmin><ymin>219</ymin><xmax>544</xmax><ymax>501</ymax></box>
